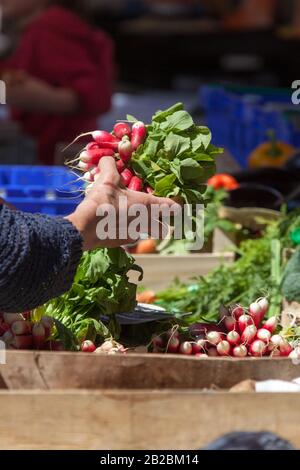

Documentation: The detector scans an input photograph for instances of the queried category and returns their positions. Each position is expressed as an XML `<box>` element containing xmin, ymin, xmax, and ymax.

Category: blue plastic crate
<box><xmin>200</xmin><ymin>85</ymin><xmax>300</xmax><ymax>168</ymax></box>
<box><xmin>0</xmin><ymin>165</ymin><xmax>84</xmax><ymax>215</ymax></box>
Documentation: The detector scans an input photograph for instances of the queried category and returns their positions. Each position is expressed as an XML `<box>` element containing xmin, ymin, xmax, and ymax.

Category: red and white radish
<box><xmin>268</xmin><ymin>334</ymin><xmax>284</xmax><ymax>351</ymax></box>
<box><xmin>144</xmin><ymin>185</ymin><xmax>154</xmax><ymax>194</ymax></box>
<box><xmin>257</xmin><ymin>297</ymin><xmax>269</xmax><ymax>315</ymax></box>
<box><xmin>227</xmin><ymin>330</ymin><xmax>241</xmax><ymax>346</ymax></box>
<box><xmin>12</xmin><ymin>335</ymin><xmax>33</xmax><ymax>350</ymax></box>
<box><xmin>121</xmin><ymin>168</ymin><xmax>134</xmax><ymax>187</ymax></box>
<box><xmin>113</xmin><ymin>122</ymin><xmax>131</xmax><ymax>139</ymax></box>
<box><xmin>231</xmin><ymin>305</ymin><xmax>244</xmax><ymax>320</ymax></box>
<box><xmin>261</xmin><ymin>316</ymin><xmax>277</xmax><ymax>334</ymax></box>
<box><xmin>32</xmin><ymin>322</ymin><xmax>46</xmax><ymax>349</ymax></box>
<box><xmin>41</xmin><ymin>316</ymin><xmax>54</xmax><ymax>338</ymax></box>
<box><xmin>241</xmin><ymin>325</ymin><xmax>257</xmax><ymax>345</ymax></box>
<box><xmin>11</xmin><ymin>321</ymin><xmax>31</xmax><ymax>336</ymax></box>
<box><xmin>81</xmin><ymin>340</ymin><xmax>96</xmax><ymax>353</ymax></box>
<box><xmin>232</xmin><ymin>344</ymin><xmax>248</xmax><ymax>357</ymax></box>
<box><xmin>279</xmin><ymin>341</ymin><xmax>293</xmax><ymax>357</ymax></box>
<box><xmin>206</xmin><ymin>330</ymin><xmax>222</xmax><ymax>346</ymax></box>
<box><xmin>217</xmin><ymin>340</ymin><xmax>231</xmax><ymax>356</ymax></box>
<box><xmin>118</xmin><ymin>139</ymin><xmax>133</xmax><ymax>163</ymax></box>
<box><xmin>249</xmin><ymin>339</ymin><xmax>266</xmax><ymax>357</ymax></box>
<box><xmin>249</xmin><ymin>302</ymin><xmax>262</xmax><ymax>327</ymax></box>
<box><xmin>3</xmin><ymin>313</ymin><xmax>24</xmax><ymax>325</ymax></box>
<box><xmin>224</xmin><ymin>316</ymin><xmax>236</xmax><ymax>332</ymax></box>
<box><xmin>152</xmin><ymin>335</ymin><xmax>165</xmax><ymax>350</ymax></box>
<box><xmin>195</xmin><ymin>353</ymin><xmax>208</xmax><ymax>358</ymax></box>
<box><xmin>207</xmin><ymin>347</ymin><xmax>218</xmax><ymax>357</ymax></box>
<box><xmin>131</xmin><ymin>121</ymin><xmax>147</xmax><ymax>151</ymax></box>
<box><xmin>192</xmin><ymin>338</ymin><xmax>207</xmax><ymax>354</ymax></box>
<box><xmin>86</xmin><ymin>141</ymin><xmax>99</xmax><ymax>151</ymax></box>
<box><xmin>179</xmin><ymin>341</ymin><xmax>193</xmax><ymax>355</ymax></box>
<box><xmin>256</xmin><ymin>328</ymin><xmax>271</xmax><ymax>343</ymax></box>
<box><xmin>238</xmin><ymin>314</ymin><xmax>253</xmax><ymax>334</ymax></box>
<box><xmin>116</xmin><ymin>159</ymin><xmax>125</xmax><ymax>174</ymax></box>
<box><xmin>166</xmin><ymin>336</ymin><xmax>180</xmax><ymax>353</ymax></box>
<box><xmin>80</xmin><ymin>148</ymin><xmax>115</xmax><ymax>165</ymax></box>
<box><xmin>128</xmin><ymin>176</ymin><xmax>143</xmax><ymax>192</ymax></box>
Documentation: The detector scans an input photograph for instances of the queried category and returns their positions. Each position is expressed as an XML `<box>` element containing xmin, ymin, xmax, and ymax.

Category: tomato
<box><xmin>207</xmin><ymin>174</ymin><xmax>239</xmax><ymax>191</ymax></box>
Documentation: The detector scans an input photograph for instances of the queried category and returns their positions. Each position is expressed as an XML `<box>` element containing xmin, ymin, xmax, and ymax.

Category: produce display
<box><xmin>1</xmin><ymin>103</ymin><xmax>300</xmax><ymax>363</ymax></box>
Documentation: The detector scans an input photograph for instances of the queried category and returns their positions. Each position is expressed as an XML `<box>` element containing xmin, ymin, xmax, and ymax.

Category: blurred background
<box><xmin>1</xmin><ymin>0</ymin><xmax>300</xmax><ymax>213</ymax></box>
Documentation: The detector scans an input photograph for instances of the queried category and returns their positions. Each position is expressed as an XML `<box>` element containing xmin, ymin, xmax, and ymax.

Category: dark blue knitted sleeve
<box><xmin>0</xmin><ymin>205</ymin><xmax>83</xmax><ymax>312</ymax></box>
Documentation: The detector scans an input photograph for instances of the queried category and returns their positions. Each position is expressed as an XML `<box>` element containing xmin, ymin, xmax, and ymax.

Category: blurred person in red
<box><xmin>0</xmin><ymin>0</ymin><xmax>114</xmax><ymax>165</ymax></box>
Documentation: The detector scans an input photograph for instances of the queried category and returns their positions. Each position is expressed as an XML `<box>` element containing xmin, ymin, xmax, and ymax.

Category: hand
<box><xmin>4</xmin><ymin>72</ymin><xmax>78</xmax><ymax>114</ymax></box>
<box><xmin>66</xmin><ymin>157</ymin><xmax>181</xmax><ymax>251</ymax></box>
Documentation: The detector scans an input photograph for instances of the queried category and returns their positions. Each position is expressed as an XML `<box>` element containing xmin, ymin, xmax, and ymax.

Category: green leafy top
<box><xmin>41</xmin><ymin>248</ymin><xmax>143</xmax><ymax>348</ymax></box>
<box><xmin>131</xmin><ymin>103</ymin><xmax>223</xmax><ymax>204</ymax></box>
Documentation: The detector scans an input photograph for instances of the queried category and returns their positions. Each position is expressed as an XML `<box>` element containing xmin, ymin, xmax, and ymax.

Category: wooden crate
<box><xmin>0</xmin><ymin>389</ymin><xmax>300</xmax><ymax>450</ymax></box>
<box><xmin>1</xmin><ymin>351</ymin><xmax>300</xmax><ymax>390</ymax></box>
<box><xmin>1</xmin><ymin>352</ymin><xmax>300</xmax><ymax>449</ymax></box>
<box><xmin>129</xmin><ymin>253</ymin><xmax>234</xmax><ymax>290</ymax></box>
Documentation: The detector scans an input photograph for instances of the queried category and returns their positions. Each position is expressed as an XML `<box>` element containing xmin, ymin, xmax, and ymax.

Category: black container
<box><xmin>225</xmin><ymin>183</ymin><xmax>284</xmax><ymax>210</ymax></box>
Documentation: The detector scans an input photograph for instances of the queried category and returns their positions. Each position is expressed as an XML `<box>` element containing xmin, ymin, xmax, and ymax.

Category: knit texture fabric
<box><xmin>0</xmin><ymin>205</ymin><xmax>83</xmax><ymax>312</ymax></box>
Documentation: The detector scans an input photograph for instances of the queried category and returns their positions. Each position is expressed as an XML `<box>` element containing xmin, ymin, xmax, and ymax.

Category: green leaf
<box><xmin>164</xmin><ymin>133</ymin><xmax>190</xmax><ymax>157</ymax></box>
<box><xmin>126</xmin><ymin>114</ymin><xmax>138</xmax><ymax>123</ymax></box>
<box><xmin>192</xmin><ymin>128</ymin><xmax>212</xmax><ymax>151</ymax></box>
<box><xmin>152</xmin><ymin>102</ymin><xmax>184</xmax><ymax>123</ymax></box>
<box><xmin>155</xmin><ymin>174</ymin><xmax>177</xmax><ymax>196</ymax></box>
<box><xmin>179</xmin><ymin>158</ymin><xmax>204</xmax><ymax>181</ymax></box>
<box><xmin>165</xmin><ymin>111</ymin><xmax>194</xmax><ymax>131</ymax></box>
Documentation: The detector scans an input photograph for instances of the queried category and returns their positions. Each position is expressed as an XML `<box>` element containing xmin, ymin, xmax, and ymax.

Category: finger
<box><xmin>97</xmin><ymin>157</ymin><xmax>120</xmax><ymax>186</ymax></box>
<box><xmin>143</xmin><ymin>193</ymin><xmax>182</xmax><ymax>215</ymax></box>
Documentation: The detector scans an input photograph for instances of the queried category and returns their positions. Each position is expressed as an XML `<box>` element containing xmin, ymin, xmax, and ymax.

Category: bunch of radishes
<box><xmin>0</xmin><ymin>312</ymin><xmax>62</xmax><ymax>351</ymax></box>
<box><xmin>71</xmin><ymin>122</ymin><xmax>151</xmax><ymax>194</ymax></box>
<box><xmin>151</xmin><ymin>298</ymin><xmax>298</xmax><ymax>358</ymax></box>
<box><xmin>81</xmin><ymin>339</ymin><xmax>126</xmax><ymax>355</ymax></box>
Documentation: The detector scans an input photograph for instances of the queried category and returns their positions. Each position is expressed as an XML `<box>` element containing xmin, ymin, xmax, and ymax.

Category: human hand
<box><xmin>66</xmin><ymin>157</ymin><xmax>181</xmax><ymax>251</ymax></box>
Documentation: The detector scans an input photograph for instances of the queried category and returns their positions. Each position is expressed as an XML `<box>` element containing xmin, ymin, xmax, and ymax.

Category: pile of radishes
<box><xmin>70</xmin><ymin>122</ymin><xmax>151</xmax><ymax>194</ymax></box>
<box><xmin>81</xmin><ymin>339</ymin><xmax>126</xmax><ymax>355</ymax></box>
<box><xmin>151</xmin><ymin>298</ymin><xmax>298</xmax><ymax>359</ymax></box>
<box><xmin>0</xmin><ymin>312</ymin><xmax>63</xmax><ymax>350</ymax></box>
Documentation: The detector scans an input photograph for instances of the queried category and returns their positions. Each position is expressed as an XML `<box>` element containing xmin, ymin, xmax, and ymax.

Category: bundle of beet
<box><xmin>68</xmin><ymin>103</ymin><xmax>223</xmax><ymax>204</ymax></box>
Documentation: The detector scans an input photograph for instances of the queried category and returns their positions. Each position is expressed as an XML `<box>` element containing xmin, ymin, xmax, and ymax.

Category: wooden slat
<box><xmin>129</xmin><ymin>253</ymin><xmax>234</xmax><ymax>290</ymax></box>
<box><xmin>1</xmin><ymin>351</ymin><xmax>300</xmax><ymax>390</ymax></box>
<box><xmin>0</xmin><ymin>389</ymin><xmax>299</xmax><ymax>450</ymax></box>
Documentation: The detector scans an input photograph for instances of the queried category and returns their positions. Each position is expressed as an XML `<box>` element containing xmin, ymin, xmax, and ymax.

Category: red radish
<box><xmin>128</xmin><ymin>176</ymin><xmax>143</xmax><ymax>192</ymax></box>
<box><xmin>249</xmin><ymin>339</ymin><xmax>266</xmax><ymax>357</ymax></box>
<box><xmin>261</xmin><ymin>316</ymin><xmax>277</xmax><ymax>334</ymax></box>
<box><xmin>131</xmin><ymin>121</ymin><xmax>147</xmax><ymax>151</ymax></box>
<box><xmin>32</xmin><ymin>322</ymin><xmax>46</xmax><ymax>349</ymax></box>
<box><xmin>207</xmin><ymin>347</ymin><xmax>218</xmax><ymax>357</ymax></box>
<box><xmin>232</xmin><ymin>344</ymin><xmax>248</xmax><ymax>357</ymax></box>
<box><xmin>249</xmin><ymin>302</ymin><xmax>262</xmax><ymax>327</ymax></box>
<box><xmin>86</xmin><ymin>141</ymin><xmax>99</xmax><ymax>151</ymax></box>
<box><xmin>3</xmin><ymin>313</ymin><xmax>24</xmax><ymax>325</ymax></box>
<box><xmin>166</xmin><ymin>328</ymin><xmax>180</xmax><ymax>339</ymax></box>
<box><xmin>241</xmin><ymin>325</ymin><xmax>257</xmax><ymax>345</ymax></box>
<box><xmin>179</xmin><ymin>341</ymin><xmax>193</xmax><ymax>355</ymax></box>
<box><xmin>81</xmin><ymin>340</ymin><xmax>96</xmax><ymax>353</ymax></box>
<box><xmin>11</xmin><ymin>321</ymin><xmax>31</xmax><ymax>336</ymax></box>
<box><xmin>231</xmin><ymin>305</ymin><xmax>244</xmax><ymax>320</ymax></box>
<box><xmin>238</xmin><ymin>314</ymin><xmax>253</xmax><ymax>334</ymax></box>
<box><xmin>121</xmin><ymin>168</ymin><xmax>134</xmax><ymax>187</ymax></box>
<box><xmin>78</xmin><ymin>160</ymin><xmax>94</xmax><ymax>171</ymax></box>
<box><xmin>192</xmin><ymin>338</ymin><xmax>206</xmax><ymax>354</ymax></box>
<box><xmin>152</xmin><ymin>335</ymin><xmax>165</xmax><ymax>350</ymax></box>
<box><xmin>83</xmin><ymin>171</ymin><xmax>93</xmax><ymax>183</ymax></box>
<box><xmin>224</xmin><ymin>316</ymin><xmax>236</xmax><ymax>332</ymax></box>
<box><xmin>206</xmin><ymin>331</ymin><xmax>222</xmax><ymax>346</ymax></box>
<box><xmin>12</xmin><ymin>335</ymin><xmax>33</xmax><ymax>350</ymax></box>
<box><xmin>92</xmin><ymin>131</ymin><xmax>119</xmax><ymax>150</ymax></box>
<box><xmin>258</xmin><ymin>297</ymin><xmax>269</xmax><ymax>315</ymax></box>
<box><xmin>227</xmin><ymin>330</ymin><xmax>241</xmax><ymax>346</ymax></box>
<box><xmin>217</xmin><ymin>340</ymin><xmax>231</xmax><ymax>356</ymax></box>
<box><xmin>80</xmin><ymin>148</ymin><xmax>114</xmax><ymax>165</ymax></box>
<box><xmin>41</xmin><ymin>316</ymin><xmax>54</xmax><ymax>338</ymax></box>
<box><xmin>166</xmin><ymin>336</ymin><xmax>180</xmax><ymax>353</ymax></box>
<box><xmin>270</xmin><ymin>348</ymin><xmax>281</xmax><ymax>357</ymax></box>
<box><xmin>268</xmin><ymin>334</ymin><xmax>284</xmax><ymax>351</ymax></box>
<box><xmin>114</xmin><ymin>122</ymin><xmax>131</xmax><ymax>139</ymax></box>
<box><xmin>145</xmin><ymin>185</ymin><xmax>154</xmax><ymax>194</ymax></box>
<box><xmin>256</xmin><ymin>328</ymin><xmax>271</xmax><ymax>343</ymax></box>
<box><xmin>279</xmin><ymin>341</ymin><xmax>293</xmax><ymax>357</ymax></box>
<box><xmin>118</xmin><ymin>139</ymin><xmax>133</xmax><ymax>163</ymax></box>
<box><xmin>116</xmin><ymin>159</ymin><xmax>125</xmax><ymax>174</ymax></box>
